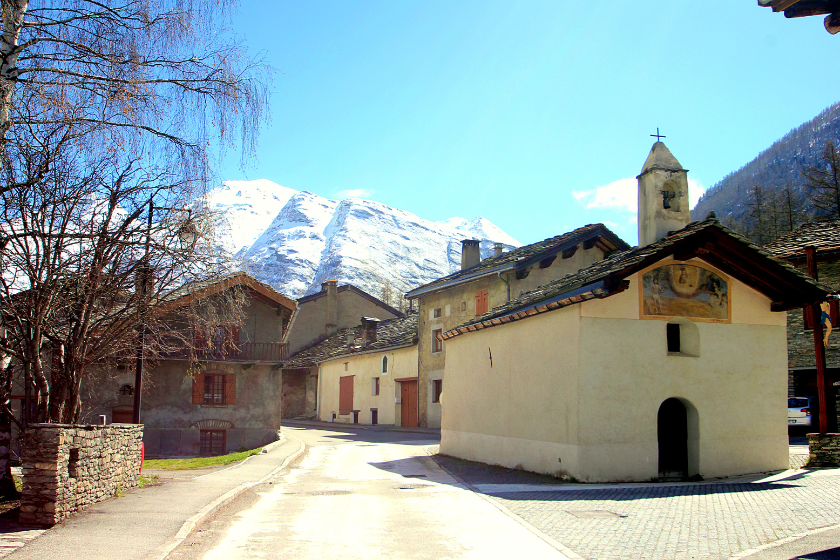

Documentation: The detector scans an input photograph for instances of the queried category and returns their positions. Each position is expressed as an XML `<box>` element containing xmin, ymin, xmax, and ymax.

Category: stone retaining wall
<box><xmin>807</xmin><ymin>433</ymin><xmax>840</xmax><ymax>467</ymax></box>
<box><xmin>20</xmin><ymin>423</ymin><xmax>143</xmax><ymax>526</ymax></box>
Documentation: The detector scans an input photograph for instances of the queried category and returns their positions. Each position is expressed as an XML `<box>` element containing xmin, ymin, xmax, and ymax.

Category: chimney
<box><xmin>360</xmin><ymin>317</ymin><xmax>380</xmax><ymax>346</ymax></box>
<box><xmin>493</xmin><ymin>242</ymin><xmax>503</xmax><ymax>258</ymax></box>
<box><xmin>323</xmin><ymin>280</ymin><xmax>338</xmax><ymax>336</ymax></box>
<box><xmin>461</xmin><ymin>239</ymin><xmax>481</xmax><ymax>270</ymax></box>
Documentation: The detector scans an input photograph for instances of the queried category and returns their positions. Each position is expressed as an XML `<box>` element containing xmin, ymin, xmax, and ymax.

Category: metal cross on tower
<box><xmin>651</xmin><ymin>128</ymin><xmax>666</xmax><ymax>142</ymax></box>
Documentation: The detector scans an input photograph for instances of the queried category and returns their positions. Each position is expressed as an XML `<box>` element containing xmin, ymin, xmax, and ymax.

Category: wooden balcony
<box><xmin>163</xmin><ymin>341</ymin><xmax>289</xmax><ymax>363</ymax></box>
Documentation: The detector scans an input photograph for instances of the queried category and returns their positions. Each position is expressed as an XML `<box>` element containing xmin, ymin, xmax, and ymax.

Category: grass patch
<box><xmin>143</xmin><ymin>448</ymin><xmax>262</xmax><ymax>470</ymax></box>
<box><xmin>138</xmin><ymin>474</ymin><xmax>160</xmax><ymax>488</ymax></box>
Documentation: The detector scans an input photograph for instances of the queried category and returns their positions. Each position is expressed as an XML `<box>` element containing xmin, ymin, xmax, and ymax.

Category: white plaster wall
<box><xmin>318</xmin><ymin>345</ymin><xmax>418</xmax><ymax>425</ymax></box>
<box><xmin>441</xmin><ymin>261</ymin><xmax>790</xmax><ymax>482</ymax></box>
<box><xmin>440</xmin><ymin>306</ymin><xmax>582</xmax><ymax>477</ymax></box>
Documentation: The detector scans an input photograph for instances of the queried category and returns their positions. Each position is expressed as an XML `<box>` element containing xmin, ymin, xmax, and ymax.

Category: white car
<box><xmin>788</xmin><ymin>396</ymin><xmax>816</xmax><ymax>428</ymax></box>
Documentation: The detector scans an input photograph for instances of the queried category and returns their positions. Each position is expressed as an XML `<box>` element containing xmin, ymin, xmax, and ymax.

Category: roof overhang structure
<box><xmin>442</xmin><ymin>217</ymin><xmax>832</xmax><ymax>341</ymax></box>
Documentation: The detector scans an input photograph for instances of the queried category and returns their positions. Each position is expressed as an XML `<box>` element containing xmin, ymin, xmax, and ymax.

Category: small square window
<box><xmin>432</xmin><ymin>329</ymin><xmax>443</xmax><ymax>353</ymax></box>
<box><xmin>433</xmin><ymin>379</ymin><xmax>443</xmax><ymax>403</ymax></box>
<box><xmin>433</xmin><ymin>308</ymin><xmax>442</xmax><ymax>318</ymax></box>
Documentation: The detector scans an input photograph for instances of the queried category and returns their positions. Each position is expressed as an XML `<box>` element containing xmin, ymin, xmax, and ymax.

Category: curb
<box><xmin>728</xmin><ymin>522</ymin><xmax>840</xmax><ymax>559</ymax></box>
<box><xmin>425</xmin><ymin>446</ymin><xmax>582</xmax><ymax>560</ymax></box>
<box><xmin>147</xmin><ymin>430</ymin><xmax>306</xmax><ymax>560</ymax></box>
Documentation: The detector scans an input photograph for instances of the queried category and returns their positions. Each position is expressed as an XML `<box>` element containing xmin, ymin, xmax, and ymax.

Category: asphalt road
<box><xmin>167</xmin><ymin>426</ymin><xmax>574</xmax><ymax>560</ymax></box>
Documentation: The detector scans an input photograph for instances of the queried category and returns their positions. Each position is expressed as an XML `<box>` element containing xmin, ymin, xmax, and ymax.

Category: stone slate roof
<box><xmin>442</xmin><ymin>216</ymin><xmax>832</xmax><ymax>340</ymax></box>
<box><xmin>405</xmin><ymin>223</ymin><xmax>630</xmax><ymax>299</ymax></box>
<box><xmin>159</xmin><ymin>271</ymin><xmax>296</xmax><ymax>311</ymax></box>
<box><xmin>283</xmin><ymin>313</ymin><xmax>418</xmax><ymax>368</ymax></box>
<box><xmin>298</xmin><ymin>283</ymin><xmax>403</xmax><ymax>317</ymax></box>
<box><xmin>638</xmin><ymin>141</ymin><xmax>687</xmax><ymax>176</ymax></box>
<box><xmin>764</xmin><ymin>219</ymin><xmax>840</xmax><ymax>261</ymax></box>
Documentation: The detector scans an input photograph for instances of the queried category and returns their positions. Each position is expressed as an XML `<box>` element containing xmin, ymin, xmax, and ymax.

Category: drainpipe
<box><xmin>497</xmin><ymin>271</ymin><xmax>511</xmax><ymax>302</ymax></box>
<box><xmin>316</xmin><ymin>365</ymin><xmax>323</xmax><ymax>421</ymax></box>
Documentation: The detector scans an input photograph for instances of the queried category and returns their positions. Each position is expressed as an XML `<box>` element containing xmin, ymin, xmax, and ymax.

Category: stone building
<box><xmin>405</xmin><ymin>225</ymin><xmax>629</xmax><ymax>428</ymax></box>
<box><xmin>281</xmin><ymin>281</ymin><xmax>403</xmax><ymax>419</ymax></box>
<box><xmin>282</xmin><ymin>314</ymin><xmax>418</xmax><ymax>426</ymax></box>
<box><xmin>438</xmin><ymin>142</ymin><xmax>829</xmax><ymax>481</ymax></box>
<box><xmin>765</xmin><ymin>219</ymin><xmax>840</xmax><ymax>430</ymax></box>
<box><xmin>86</xmin><ymin>273</ymin><xmax>297</xmax><ymax>456</ymax></box>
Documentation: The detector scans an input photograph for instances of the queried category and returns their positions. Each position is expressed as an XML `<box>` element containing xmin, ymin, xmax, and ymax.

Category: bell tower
<box><xmin>637</xmin><ymin>137</ymin><xmax>690</xmax><ymax>246</ymax></box>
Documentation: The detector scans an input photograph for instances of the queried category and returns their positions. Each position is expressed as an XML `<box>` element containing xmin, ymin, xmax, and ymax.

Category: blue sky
<box><xmin>218</xmin><ymin>1</ymin><xmax>840</xmax><ymax>246</ymax></box>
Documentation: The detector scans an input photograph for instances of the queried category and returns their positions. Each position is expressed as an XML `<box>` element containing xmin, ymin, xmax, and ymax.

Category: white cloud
<box><xmin>335</xmin><ymin>188</ymin><xmax>374</xmax><ymax>199</ymax></box>
<box><xmin>572</xmin><ymin>177</ymin><xmax>707</xmax><ymax>213</ymax></box>
<box><xmin>572</xmin><ymin>178</ymin><xmax>637</xmax><ymax>212</ymax></box>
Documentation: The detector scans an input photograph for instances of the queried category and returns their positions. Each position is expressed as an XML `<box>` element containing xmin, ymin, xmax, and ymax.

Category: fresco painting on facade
<box><xmin>641</xmin><ymin>261</ymin><xmax>730</xmax><ymax>322</ymax></box>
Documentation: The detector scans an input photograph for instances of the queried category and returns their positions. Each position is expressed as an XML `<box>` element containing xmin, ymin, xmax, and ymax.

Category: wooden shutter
<box><xmin>225</xmin><ymin>375</ymin><xmax>236</xmax><ymax>405</ymax></box>
<box><xmin>339</xmin><ymin>375</ymin><xmax>354</xmax><ymax>415</ymax></box>
<box><xmin>475</xmin><ymin>289</ymin><xmax>489</xmax><ymax>316</ymax></box>
<box><xmin>191</xmin><ymin>374</ymin><xmax>205</xmax><ymax>404</ymax></box>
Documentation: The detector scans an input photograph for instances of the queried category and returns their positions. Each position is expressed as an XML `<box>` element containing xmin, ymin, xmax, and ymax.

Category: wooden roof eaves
<box><xmin>156</xmin><ymin>274</ymin><xmax>296</xmax><ymax>315</ymax></box>
<box><xmin>404</xmin><ymin>262</ymin><xmax>517</xmax><ymax>300</ymax></box>
<box><xmin>514</xmin><ymin>229</ymin><xmax>630</xmax><ymax>272</ymax></box>
<box><xmin>440</xmin><ymin>285</ymin><xmax>627</xmax><ymax>341</ymax></box>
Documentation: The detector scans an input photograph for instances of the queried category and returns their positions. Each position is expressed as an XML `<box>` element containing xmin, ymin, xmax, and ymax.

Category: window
<box><xmin>372</xmin><ymin>377</ymin><xmax>380</xmax><ymax>396</ymax></box>
<box><xmin>192</xmin><ymin>373</ymin><xmax>236</xmax><ymax>405</ymax></box>
<box><xmin>804</xmin><ymin>300</ymin><xmax>839</xmax><ymax>330</ymax></box>
<box><xmin>666</xmin><ymin>323</ymin><xmax>681</xmax><ymax>353</ymax></box>
<box><xmin>344</xmin><ymin>362</ymin><xmax>349</xmax><ymax>371</ymax></box>
<box><xmin>200</xmin><ymin>430</ymin><xmax>225</xmax><ymax>456</ymax></box>
<box><xmin>475</xmin><ymin>289</ymin><xmax>489</xmax><ymax>316</ymax></box>
<box><xmin>382</xmin><ymin>355</ymin><xmax>388</xmax><ymax>373</ymax></box>
<box><xmin>433</xmin><ymin>307</ymin><xmax>442</xmax><ymax>318</ymax></box>
<box><xmin>461</xmin><ymin>302</ymin><xmax>466</xmax><ymax>312</ymax></box>
<box><xmin>433</xmin><ymin>379</ymin><xmax>443</xmax><ymax>403</ymax></box>
<box><xmin>432</xmin><ymin>329</ymin><xmax>443</xmax><ymax>353</ymax></box>
<box><xmin>339</xmin><ymin>375</ymin><xmax>354</xmax><ymax>415</ymax></box>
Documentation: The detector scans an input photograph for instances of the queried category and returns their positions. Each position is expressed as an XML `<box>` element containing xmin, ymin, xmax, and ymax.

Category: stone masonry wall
<box><xmin>807</xmin><ymin>433</ymin><xmax>840</xmax><ymax>467</ymax></box>
<box><xmin>20</xmin><ymin>424</ymin><xmax>143</xmax><ymax>526</ymax></box>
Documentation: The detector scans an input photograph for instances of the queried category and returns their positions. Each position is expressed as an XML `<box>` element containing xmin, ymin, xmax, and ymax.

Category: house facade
<box><xmin>283</xmin><ymin>314</ymin><xmax>419</xmax><ymax>426</ymax></box>
<box><xmin>765</xmin><ymin>219</ymin><xmax>840</xmax><ymax>431</ymax></box>
<box><xmin>86</xmin><ymin>273</ymin><xmax>297</xmax><ymax>456</ymax></box>
<box><xmin>281</xmin><ymin>281</ymin><xmax>403</xmax><ymax>419</ymax></box>
<box><xmin>405</xmin><ymin>226</ymin><xmax>629</xmax><ymax>428</ymax></box>
<box><xmin>439</xmin><ymin>142</ymin><xmax>829</xmax><ymax>481</ymax></box>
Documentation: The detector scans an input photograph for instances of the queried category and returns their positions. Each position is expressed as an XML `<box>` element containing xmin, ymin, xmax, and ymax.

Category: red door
<box><xmin>400</xmin><ymin>380</ymin><xmax>418</xmax><ymax>428</ymax></box>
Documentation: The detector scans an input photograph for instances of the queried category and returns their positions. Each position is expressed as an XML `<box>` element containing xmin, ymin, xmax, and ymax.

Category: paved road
<box><xmin>169</xmin><ymin>426</ymin><xmax>573</xmax><ymax>560</ymax></box>
<box><xmin>169</xmin><ymin>428</ymin><xmax>840</xmax><ymax>560</ymax></box>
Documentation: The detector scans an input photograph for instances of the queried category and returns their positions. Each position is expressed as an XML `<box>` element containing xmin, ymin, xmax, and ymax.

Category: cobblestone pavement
<box><xmin>433</xmin><ymin>450</ymin><xmax>840</xmax><ymax>560</ymax></box>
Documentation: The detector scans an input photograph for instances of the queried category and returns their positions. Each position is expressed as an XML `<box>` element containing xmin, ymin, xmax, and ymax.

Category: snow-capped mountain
<box><xmin>208</xmin><ymin>180</ymin><xmax>522</xmax><ymax>300</ymax></box>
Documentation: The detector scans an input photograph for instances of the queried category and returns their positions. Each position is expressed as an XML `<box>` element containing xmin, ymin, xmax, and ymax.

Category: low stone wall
<box><xmin>807</xmin><ymin>433</ymin><xmax>840</xmax><ymax>467</ymax></box>
<box><xmin>20</xmin><ymin>423</ymin><xmax>143</xmax><ymax>526</ymax></box>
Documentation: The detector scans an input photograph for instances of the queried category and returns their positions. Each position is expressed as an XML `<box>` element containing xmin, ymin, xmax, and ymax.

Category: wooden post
<box><xmin>806</xmin><ymin>246</ymin><xmax>829</xmax><ymax>435</ymax></box>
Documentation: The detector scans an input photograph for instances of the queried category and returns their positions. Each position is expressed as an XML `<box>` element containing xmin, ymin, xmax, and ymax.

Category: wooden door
<box><xmin>400</xmin><ymin>380</ymin><xmax>418</xmax><ymax>428</ymax></box>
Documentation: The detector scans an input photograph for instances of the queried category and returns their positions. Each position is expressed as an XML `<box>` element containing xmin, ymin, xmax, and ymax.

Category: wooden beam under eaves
<box><xmin>770</xmin><ymin>0</ymin><xmax>802</xmax><ymax>12</ymax></box>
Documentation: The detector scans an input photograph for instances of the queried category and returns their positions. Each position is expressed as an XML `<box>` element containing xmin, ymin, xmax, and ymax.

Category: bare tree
<box><xmin>804</xmin><ymin>140</ymin><xmax>840</xmax><ymax>217</ymax></box>
<box><xmin>0</xmin><ymin>0</ymin><xmax>268</xmax><ymax>494</ymax></box>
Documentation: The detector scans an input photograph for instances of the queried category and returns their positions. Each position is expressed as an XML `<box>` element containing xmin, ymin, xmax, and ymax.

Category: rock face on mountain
<box><xmin>207</xmin><ymin>180</ymin><xmax>521</xmax><ymax>300</ymax></box>
<box><xmin>692</xmin><ymin>102</ymin><xmax>840</xmax><ymax>225</ymax></box>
